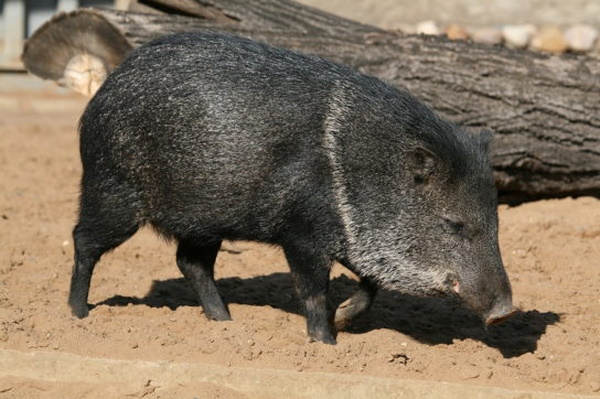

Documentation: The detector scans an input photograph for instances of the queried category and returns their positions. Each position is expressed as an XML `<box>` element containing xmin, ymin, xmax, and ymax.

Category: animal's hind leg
<box><xmin>69</xmin><ymin>195</ymin><xmax>140</xmax><ymax>318</ymax></box>
<box><xmin>334</xmin><ymin>279</ymin><xmax>377</xmax><ymax>331</ymax></box>
<box><xmin>176</xmin><ymin>239</ymin><xmax>231</xmax><ymax>321</ymax></box>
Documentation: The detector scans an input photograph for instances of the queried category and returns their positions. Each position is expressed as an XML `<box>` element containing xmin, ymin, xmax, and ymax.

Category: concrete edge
<box><xmin>0</xmin><ymin>349</ymin><xmax>595</xmax><ymax>399</ymax></box>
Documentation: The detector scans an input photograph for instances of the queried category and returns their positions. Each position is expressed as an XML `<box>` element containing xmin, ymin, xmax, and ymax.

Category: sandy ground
<box><xmin>0</xmin><ymin>80</ymin><xmax>599</xmax><ymax>398</ymax></box>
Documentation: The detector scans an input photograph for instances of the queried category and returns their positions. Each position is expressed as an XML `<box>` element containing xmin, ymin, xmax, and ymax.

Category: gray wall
<box><xmin>298</xmin><ymin>0</ymin><xmax>600</xmax><ymax>29</ymax></box>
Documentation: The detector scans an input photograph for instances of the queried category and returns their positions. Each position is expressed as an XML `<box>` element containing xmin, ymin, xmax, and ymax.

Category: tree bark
<box><xmin>21</xmin><ymin>0</ymin><xmax>600</xmax><ymax>203</ymax></box>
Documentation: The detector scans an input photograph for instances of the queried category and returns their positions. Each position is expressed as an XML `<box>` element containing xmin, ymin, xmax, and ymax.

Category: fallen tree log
<box><xmin>22</xmin><ymin>0</ymin><xmax>600</xmax><ymax>204</ymax></box>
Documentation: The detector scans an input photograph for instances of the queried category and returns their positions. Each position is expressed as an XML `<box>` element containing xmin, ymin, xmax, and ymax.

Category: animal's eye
<box><xmin>442</xmin><ymin>217</ymin><xmax>468</xmax><ymax>238</ymax></box>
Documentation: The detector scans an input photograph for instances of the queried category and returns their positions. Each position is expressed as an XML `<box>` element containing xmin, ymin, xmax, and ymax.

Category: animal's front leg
<box><xmin>284</xmin><ymin>245</ymin><xmax>335</xmax><ymax>344</ymax></box>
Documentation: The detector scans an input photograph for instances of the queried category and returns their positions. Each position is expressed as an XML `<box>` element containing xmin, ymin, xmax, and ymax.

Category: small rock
<box><xmin>564</xmin><ymin>24</ymin><xmax>598</xmax><ymax>53</ymax></box>
<box><xmin>512</xmin><ymin>249</ymin><xmax>527</xmax><ymax>258</ymax></box>
<box><xmin>416</xmin><ymin>20</ymin><xmax>440</xmax><ymax>36</ymax></box>
<box><xmin>530</xmin><ymin>26</ymin><xmax>568</xmax><ymax>53</ymax></box>
<box><xmin>502</xmin><ymin>24</ymin><xmax>536</xmax><ymax>49</ymax></box>
<box><xmin>387</xmin><ymin>353</ymin><xmax>410</xmax><ymax>365</ymax></box>
<box><xmin>445</xmin><ymin>24</ymin><xmax>469</xmax><ymax>41</ymax></box>
<box><xmin>471</xmin><ymin>27</ymin><xmax>502</xmax><ymax>45</ymax></box>
<box><xmin>590</xmin><ymin>381</ymin><xmax>600</xmax><ymax>392</ymax></box>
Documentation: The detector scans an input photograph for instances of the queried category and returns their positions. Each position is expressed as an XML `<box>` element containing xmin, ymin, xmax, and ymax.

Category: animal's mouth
<box><xmin>452</xmin><ymin>284</ymin><xmax>517</xmax><ymax>325</ymax></box>
<box><xmin>485</xmin><ymin>308</ymin><xmax>518</xmax><ymax>325</ymax></box>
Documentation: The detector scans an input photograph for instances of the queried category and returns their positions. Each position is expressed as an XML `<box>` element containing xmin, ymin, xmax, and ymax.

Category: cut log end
<box><xmin>21</xmin><ymin>8</ymin><xmax>133</xmax><ymax>94</ymax></box>
<box><xmin>60</xmin><ymin>54</ymin><xmax>107</xmax><ymax>96</ymax></box>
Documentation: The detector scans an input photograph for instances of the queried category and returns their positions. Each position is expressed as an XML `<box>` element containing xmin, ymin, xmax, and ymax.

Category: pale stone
<box><xmin>564</xmin><ymin>24</ymin><xmax>598</xmax><ymax>52</ymax></box>
<box><xmin>471</xmin><ymin>27</ymin><xmax>503</xmax><ymax>45</ymax></box>
<box><xmin>502</xmin><ymin>24</ymin><xmax>536</xmax><ymax>49</ymax></box>
<box><xmin>416</xmin><ymin>20</ymin><xmax>440</xmax><ymax>36</ymax></box>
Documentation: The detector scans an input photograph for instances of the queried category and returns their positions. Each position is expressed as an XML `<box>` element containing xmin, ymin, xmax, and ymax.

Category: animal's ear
<box><xmin>479</xmin><ymin>128</ymin><xmax>494</xmax><ymax>156</ymax></box>
<box><xmin>409</xmin><ymin>147</ymin><xmax>440</xmax><ymax>185</ymax></box>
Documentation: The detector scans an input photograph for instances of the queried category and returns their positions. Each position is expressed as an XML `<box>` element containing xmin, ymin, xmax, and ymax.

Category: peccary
<box><xmin>68</xmin><ymin>32</ymin><xmax>515</xmax><ymax>344</ymax></box>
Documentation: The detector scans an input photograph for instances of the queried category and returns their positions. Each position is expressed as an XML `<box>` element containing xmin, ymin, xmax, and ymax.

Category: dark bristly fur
<box><xmin>69</xmin><ymin>32</ymin><xmax>514</xmax><ymax>344</ymax></box>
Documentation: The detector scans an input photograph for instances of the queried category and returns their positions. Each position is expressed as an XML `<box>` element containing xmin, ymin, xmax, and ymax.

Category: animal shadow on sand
<box><xmin>98</xmin><ymin>272</ymin><xmax>559</xmax><ymax>358</ymax></box>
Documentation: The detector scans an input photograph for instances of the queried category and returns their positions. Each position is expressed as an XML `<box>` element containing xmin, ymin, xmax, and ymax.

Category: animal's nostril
<box><xmin>452</xmin><ymin>280</ymin><xmax>460</xmax><ymax>294</ymax></box>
